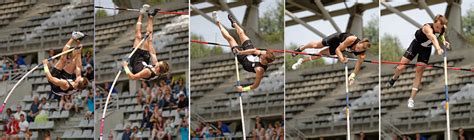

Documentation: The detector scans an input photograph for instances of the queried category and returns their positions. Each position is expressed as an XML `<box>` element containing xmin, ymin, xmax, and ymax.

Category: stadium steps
<box><xmin>0</xmin><ymin>1</ymin><xmax>41</xmax><ymax>38</ymax></box>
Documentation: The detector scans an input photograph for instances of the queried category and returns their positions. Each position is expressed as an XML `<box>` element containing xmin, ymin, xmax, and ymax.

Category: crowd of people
<box><xmin>191</xmin><ymin>116</ymin><xmax>284</xmax><ymax>140</ymax></box>
<box><xmin>1</xmin><ymin>55</ymin><xmax>27</xmax><ymax>81</ymax></box>
<box><xmin>103</xmin><ymin>77</ymin><xmax>188</xmax><ymax>140</ymax></box>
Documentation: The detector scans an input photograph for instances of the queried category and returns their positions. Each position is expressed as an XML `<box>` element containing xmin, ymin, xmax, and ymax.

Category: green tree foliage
<box><xmin>191</xmin><ymin>34</ymin><xmax>223</xmax><ymax>59</ymax></box>
<box><xmin>285</xmin><ymin>43</ymin><xmax>325</xmax><ymax>71</ymax></box>
<box><xmin>380</xmin><ymin>34</ymin><xmax>403</xmax><ymax>61</ymax></box>
<box><xmin>462</xmin><ymin>7</ymin><xmax>474</xmax><ymax>44</ymax></box>
<box><xmin>95</xmin><ymin>9</ymin><xmax>108</xmax><ymax>18</ymax></box>
<box><xmin>363</xmin><ymin>16</ymin><xmax>379</xmax><ymax>57</ymax></box>
<box><xmin>259</xmin><ymin>1</ymin><xmax>283</xmax><ymax>43</ymax></box>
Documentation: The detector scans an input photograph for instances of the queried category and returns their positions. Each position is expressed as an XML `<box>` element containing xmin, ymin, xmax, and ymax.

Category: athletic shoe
<box><xmin>292</xmin><ymin>47</ymin><xmax>302</xmax><ymax>57</ymax></box>
<box><xmin>148</xmin><ymin>8</ymin><xmax>160</xmax><ymax>17</ymax></box>
<box><xmin>140</xmin><ymin>4</ymin><xmax>150</xmax><ymax>14</ymax></box>
<box><xmin>72</xmin><ymin>31</ymin><xmax>86</xmax><ymax>41</ymax></box>
<box><xmin>227</xmin><ymin>14</ymin><xmax>236</xmax><ymax>28</ymax></box>
<box><xmin>408</xmin><ymin>98</ymin><xmax>414</xmax><ymax>108</ymax></box>
<box><xmin>292</xmin><ymin>58</ymin><xmax>304</xmax><ymax>70</ymax></box>
<box><xmin>212</xmin><ymin>11</ymin><xmax>218</xmax><ymax>22</ymax></box>
<box><xmin>386</xmin><ymin>78</ymin><xmax>397</xmax><ymax>88</ymax></box>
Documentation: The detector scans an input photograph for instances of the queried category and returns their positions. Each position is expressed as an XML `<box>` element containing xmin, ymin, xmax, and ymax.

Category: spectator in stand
<box><xmin>13</xmin><ymin>55</ymin><xmax>27</xmax><ymax>69</ymax></box>
<box><xmin>85</xmin><ymin>90</ymin><xmax>94</xmax><ymax>120</ymax></box>
<box><xmin>14</xmin><ymin>105</ymin><xmax>26</xmax><ymax>121</ymax></box>
<box><xmin>459</xmin><ymin>128</ymin><xmax>466</xmax><ymax>140</ymax></box>
<box><xmin>217</xmin><ymin>120</ymin><xmax>231</xmax><ymax>138</ymax></box>
<box><xmin>82</xmin><ymin>50</ymin><xmax>93</xmax><ymax>67</ymax></box>
<box><xmin>274</xmin><ymin>122</ymin><xmax>283</xmax><ymax>140</ymax></box>
<box><xmin>73</xmin><ymin>93</ymin><xmax>83</xmax><ymax>113</ymax></box>
<box><xmin>6</xmin><ymin>115</ymin><xmax>20</xmax><ymax>139</ymax></box>
<box><xmin>151</xmin><ymin>117</ymin><xmax>165</xmax><ymax>139</ymax></box>
<box><xmin>173</xmin><ymin>78</ymin><xmax>187</xmax><ymax>97</ymax></box>
<box><xmin>140</xmin><ymin>106</ymin><xmax>152</xmax><ymax>130</ymax></box>
<box><xmin>60</xmin><ymin>95</ymin><xmax>74</xmax><ymax>111</ymax></box>
<box><xmin>18</xmin><ymin>114</ymin><xmax>31</xmax><ymax>140</ymax></box>
<box><xmin>136</xmin><ymin>89</ymin><xmax>144</xmax><ymax>106</ymax></box>
<box><xmin>265</xmin><ymin>123</ymin><xmax>274</xmax><ymax>140</ymax></box>
<box><xmin>104</xmin><ymin>82</ymin><xmax>118</xmax><ymax>95</ymax></box>
<box><xmin>83</xmin><ymin>64</ymin><xmax>94</xmax><ymax>81</ymax></box>
<box><xmin>200</xmin><ymin>122</ymin><xmax>211</xmax><ymax>138</ymax></box>
<box><xmin>2</xmin><ymin>60</ymin><xmax>11</xmax><ymax>81</ymax></box>
<box><xmin>122</xmin><ymin>124</ymin><xmax>132</xmax><ymax>140</ymax></box>
<box><xmin>359</xmin><ymin>131</ymin><xmax>366</xmax><ymax>140</ymax></box>
<box><xmin>176</xmin><ymin>93</ymin><xmax>188</xmax><ymax>115</ymax></box>
<box><xmin>131</xmin><ymin>126</ymin><xmax>140</xmax><ymax>140</ymax></box>
<box><xmin>178</xmin><ymin>118</ymin><xmax>189</xmax><ymax>140</ymax></box>
<box><xmin>38</xmin><ymin>97</ymin><xmax>50</xmax><ymax>110</ymax></box>
<box><xmin>160</xmin><ymin>86</ymin><xmax>175</xmax><ymax>108</ymax></box>
<box><xmin>27</xmin><ymin>96</ymin><xmax>40</xmax><ymax>122</ymax></box>
<box><xmin>3</xmin><ymin>108</ymin><xmax>12</xmax><ymax>136</ymax></box>
<box><xmin>44</xmin><ymin>131</ymin><xmax>51</xmax><ymax>140</ymax></box>
<box><xmin>34</xmin><ymin>103</ymin><xmax>49</xmax><ymax>124</ymax></box>
<box><xmin>253</xmin><ymin>123</ymin><xmax>265</xmax><ymax>140</ymax></box>
<box><xmin>140</xmin><ymin>81</ymin><xmax>151</xmax><ymax>105</ymax></box>
<box><xmin>164</xmin><ymin>117</ymin><xmax>174</xmax><ymax>140</ymax></box>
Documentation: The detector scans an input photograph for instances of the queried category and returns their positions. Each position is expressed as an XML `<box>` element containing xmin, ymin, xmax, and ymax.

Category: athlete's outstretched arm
<box><xmin>353</xmin><ymin>53</ymin><xmax>365</xmax><ymax>75</ymax></box>
<box><xmin>235</xmin><ymin>48</ymin><xmax>266</xmax><ymax>56</ymax></box>
<box><xmin>335</xmin><ymin>36</ymin><xmax>357</xmax><ymax>63</ymax></box>
<box><xmin>422</xmin><ymin>25</ymin><xmax>443</xmax><ymax>55</ymax></box>
<box><xmin>43</xmin><ymin>60</ymin><xmax>68</xmax><ymax>90</ymax></box>
<box><xmin>237</xmin><ymin>67</ymin><xmax>264</xmax><ymax>92</ymax></box>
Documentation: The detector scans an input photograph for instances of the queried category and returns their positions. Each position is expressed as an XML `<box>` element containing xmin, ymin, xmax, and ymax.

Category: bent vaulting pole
<box><xmin>0</xmin><ymin>47</ymin><xmax>76</xmax><ymax>113</ymax></box>
<box><xmin>99</xmin><ymin>33</ymin><xmax>150</xmax><ymax>140</ymax></box>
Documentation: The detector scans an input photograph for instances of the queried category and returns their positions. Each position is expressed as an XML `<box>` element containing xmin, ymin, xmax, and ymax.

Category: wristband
<box><xmin>242</xmin><ymin>86</ymin><xmax>251</xmax><ymax>92</ymax></box>
<box><xmin>136</xmin><ymin>22</ymin><xmax>142</xmax><ymax>25</ymax></box>
<box><xmin>124</xmin><ymin>67</ymin><xmax>131</xmax><ymax>74</ymax></box>
<box><xmin>349</xmin><ymin>73</ymin><xmax>356</xmax><ymax>79</ymax></box>
<box><xmin>44</xmin><ymin>65</ymin><xmax>50</xmax><ymax>73</ymax></box>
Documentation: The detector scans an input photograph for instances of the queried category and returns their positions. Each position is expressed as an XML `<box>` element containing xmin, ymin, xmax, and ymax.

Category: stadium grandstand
<box><xmin>0</xmin><ymin>0</ymin><xmax>94</xmax><ymax>139</ymax></box>
<box><xmin>93</xmin><ymin>0</ymin><xmax>189</xmax><ymax>139</ymax></box>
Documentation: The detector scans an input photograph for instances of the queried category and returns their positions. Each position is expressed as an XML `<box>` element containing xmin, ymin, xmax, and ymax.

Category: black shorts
<box><xmin>49</xmin><ymin>68</ymin><xmax>71</xmax><ymax>95</ymax></box>
<box><xmin>403</xmin><ymin>39</ymin><xmax>432</xmax><ymax>64</ymax></box>
<box><xmin>234</xmin><ymin>40</ymin><xmax>257</xmax><ymax>73</ymax></box>
<box><xmin>322</xmin><ymin>33</ymin><xmax>340</xmax><ymax>55</ymax></box>
<box><xmin>129</xmin><ymin>49</ymin><xmax>151</xmax><ymax>74</ymax></box>
<box><xmin>51</xmin><ymin>67</ymin><xmax>75</xmax><ymax>80</ymax></box>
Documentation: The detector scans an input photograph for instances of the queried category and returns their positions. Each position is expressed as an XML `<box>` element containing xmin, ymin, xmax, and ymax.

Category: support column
<box><xmin>445</xmin><ymin>0</ymin><xmax>469</xmax><ymax>48</ymax></box>
<box><xmin>346</xmin><ymin>4</ymin><xmax>364</xmax><ymax>38</ymax></box>
<box><xmin>242</xmin><ymin>1</ymin><xmax>260</xmax><ymax>45</ymax></box>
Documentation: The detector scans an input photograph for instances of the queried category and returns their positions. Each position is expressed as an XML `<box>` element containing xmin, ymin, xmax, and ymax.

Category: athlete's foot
<box><xmin>227</xmin><ymin>14</ymin><xmax>236</xmax><ymax>28</ymax></box>
<box><xmin>148</xmin><ymin>8</ymin><xmax>160</xmax><ymax>17</ymax></box>
<box><xmin>140</xmin><ymin>4</ymin><xmax>150</xmax><ymax>14</ymax></box>
<box><xmin>72</xmin><ymin>31</ymin><xmax>86</xmax><ymax>41</ymax></box>
<box><xmin>386</xmin><ymin>78</ymin><xmax>397</xmax><ymax>88</ymax></box>
<box><xmin>212</xmin><ymin>11</ymin><xmax>219</xmax><ymax>23</ymax></box>
<box><xmin>292</xmin><ymin>47</ymin><xmax>303</xmax><ymax>57</ymax></box>
<box><xmin>408</xmin><ymin>98</ymin><xmax>415</xmax><ymax>108</ymax></box>
<box><xmin>292</xmin><ymin>58</ymin><xmax>304</xmax><ymax>70</ymax></box>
